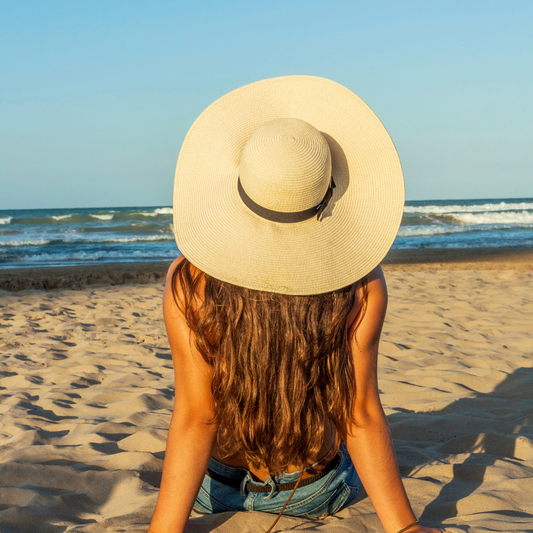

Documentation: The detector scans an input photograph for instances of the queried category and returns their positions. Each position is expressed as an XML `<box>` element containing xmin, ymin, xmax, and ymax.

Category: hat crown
<box><xmin>239</xmin><ymin>118</ymin><xmax>332</xmax><ymax>213</ymax></box>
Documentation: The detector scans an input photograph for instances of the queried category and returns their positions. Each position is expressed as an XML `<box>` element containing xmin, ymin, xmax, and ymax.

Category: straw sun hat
<box><xmin>173</xmin><ymin>75</ymin><xmax>404</xmax><ymax>295</ymax></box>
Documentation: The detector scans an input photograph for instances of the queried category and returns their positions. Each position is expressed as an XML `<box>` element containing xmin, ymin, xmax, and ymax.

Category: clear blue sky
<box><xmin>1</xmin><ymin>0</ymin><xmax>532</xmax><ymax>209</ymax></box>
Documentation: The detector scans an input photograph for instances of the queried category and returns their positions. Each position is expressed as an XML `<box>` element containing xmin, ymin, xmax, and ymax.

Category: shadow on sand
<box><xmin>389</xmin><ymin>366</ymin><xmax>533</xmax><ymax>530</ymax></box>
<box><xmin>187</xmin><ymin>367</ymin><xmax>533</xmax><ymax>531</ymax></box>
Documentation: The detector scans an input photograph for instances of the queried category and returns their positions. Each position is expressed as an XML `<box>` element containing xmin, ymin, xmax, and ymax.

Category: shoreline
<box><xmin>0</xmin><ymin>261</ymin><xmax>170</xmax><ymax>292</ymax></box>
<box><xmin>382</xmin><ymin>246</ymin><xmax>533</xmax><ymax>270</ymax></box>
<box><xmin>0</xmin><ymin>247</ymin><xmax>531</xmax><ymax>292</ymax></box>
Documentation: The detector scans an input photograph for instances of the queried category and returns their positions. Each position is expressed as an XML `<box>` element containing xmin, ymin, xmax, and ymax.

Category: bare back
<box><xmin>162</xmin><ymin>256</ymin><xmax>386</xmax><ymax>481</ymax></box>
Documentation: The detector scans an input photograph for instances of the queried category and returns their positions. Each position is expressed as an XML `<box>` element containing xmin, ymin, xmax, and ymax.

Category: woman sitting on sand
<box><xmin>148</xmin><ymin>76</ymin><xmax>445</xmax><ymax>533</ymax></box>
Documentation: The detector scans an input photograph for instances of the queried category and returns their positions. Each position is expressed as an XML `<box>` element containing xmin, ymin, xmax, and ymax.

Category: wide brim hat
<box><xmin>173</xmin><ymin>75</ymin><xmax>404</xmax><ymax>295</ymax></box>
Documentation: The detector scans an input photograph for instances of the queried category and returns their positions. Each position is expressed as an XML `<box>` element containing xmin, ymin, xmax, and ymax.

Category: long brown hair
<box><xmin>172</xmin><ymin>258</ymin><xmax>367</xmax><ymax>474</ymax></box>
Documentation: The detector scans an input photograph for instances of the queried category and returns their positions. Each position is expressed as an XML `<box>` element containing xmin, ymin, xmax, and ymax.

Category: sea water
<box><xmin>0</xmin><ymin>199</ymin><xmax>532</xmax><ymax>269</ymax></box>
<box><xmin>0</xmin><ymin>207</ymin><xmax>178</xmax><ymax>269</ymax></box>
<box><xmin>396</xmin><ymin>198</ymin><xmax>533</xmax><ymax>249</ymax></box>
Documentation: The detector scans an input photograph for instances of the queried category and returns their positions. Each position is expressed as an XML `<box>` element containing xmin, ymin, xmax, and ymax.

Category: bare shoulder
<box><xmin>163</xmin><ymin>255</ymin><xmax>204</xmax><ymax>310</ymax></box>
<box><xmin>351</xmin><ymin>264</ymin><xmax>388</xmax><ymax>348</ymax></box>
<box><xmin>163</xmin><ymin>256</ymin><xmax>185</xmax><ymax>316</ymax></box>
<box><xmin>163</xmin><ymin>257</ymin><xmax>213</xmax><ymax>377</ymax></box>
<box><xmin>365</xmin><ymin>265</ymin><xmax>388</xmax><ymax>309</ymax></box>
<box><xmin>164</xmin><ymin>256</ymin><xmax>205</xmax><ymax>301</ymax></box>
<box><xmin>165</xmin><ymin>255</ymin><xmax>186</xmax><ymax>286</ymax></box>
<box><xmin>162</xmin><ymin>258</ymin><xmax>215</xmax><ymax>422</ymax></box>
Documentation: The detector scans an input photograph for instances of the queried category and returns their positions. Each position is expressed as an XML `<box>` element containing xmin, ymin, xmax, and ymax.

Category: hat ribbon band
<box><xmin>237</xmin><ymin>178</ymin><xmax>336</xmax><ymax>223</ymax></box>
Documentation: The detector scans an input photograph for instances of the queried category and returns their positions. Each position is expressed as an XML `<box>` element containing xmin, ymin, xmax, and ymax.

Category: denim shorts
<box><xmin>194</xmin><ymin>442</ymin><xmax>361</xmax><ymax>518</ymax></box>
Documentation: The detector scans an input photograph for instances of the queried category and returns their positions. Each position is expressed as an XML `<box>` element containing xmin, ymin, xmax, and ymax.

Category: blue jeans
<box><xmin>194</xmin><ymin>442</ymin><xmax>361</xmax><ymax>518</ymax></box>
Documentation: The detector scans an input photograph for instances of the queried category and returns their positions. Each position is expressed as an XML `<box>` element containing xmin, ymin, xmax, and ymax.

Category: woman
<box><xmin>148</xmin><ymin>76</ymin><xmax>445</xmax><ymax>533</ymax></box>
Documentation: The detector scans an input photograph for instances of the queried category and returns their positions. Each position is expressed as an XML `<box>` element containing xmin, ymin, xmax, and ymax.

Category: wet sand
<box><xmin>1</xmin><ymin>246</ymin><xmax>531</xmax><ymax>292</ymax></box>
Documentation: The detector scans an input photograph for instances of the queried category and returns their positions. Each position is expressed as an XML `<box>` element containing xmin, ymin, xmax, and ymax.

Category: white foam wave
<box><xmin>404</xmin><ymin>201</ymin><xmax>533</xmax><ymax>215</ymax></box>
<box><xmin>0</xmin><ymin>217</ymin><xmax>12</xmax><ymax>225</ymax></box>
<box><xmin>99</xmin><ymin>235</ymin><xmax>174</xmax><ymax>243</ymax></box>
<box><xmin>51</xmin><ymin>212</ymin><xmax>116</xmax><ymax>222</ymax></box>
<box><xmin>397</xmin><ymin>220</ymin><xmax>533</xmax><ymax>238</ymax></box>
<box><xmin>138</xmin><ymin>207</ymin><xmax>173</xmax><ymax>217</ymax></box>
<box><xmin>0</xmin><ymin>234</ymin><xmax>174</xmax><ymax>246</ymax></box>
<box><xmin>0</xmin><ymin>238</ymin><xmax>50</xmax><ymax>247</ymax></box>
<box><xmin>20</xmin><ymin>250</ymin><xmax>177</xmax><ymax>262</ymax></box>
<box><xmin>450</xmin><ymin>211</ymin><xmax>533</xmax><ymax>225</ymax></box>
<box><xmin>90</xmin><ymin>214</ymin><xmax>114</xmax><ymax>221</ymax></box>
<box><xmin>398</xmin><ymin>226</ymin><xmax>470</xmax><ymax>238</ymax></box>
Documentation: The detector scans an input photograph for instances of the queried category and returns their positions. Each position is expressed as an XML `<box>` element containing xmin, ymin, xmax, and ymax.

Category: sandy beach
<box><xmin>0</xmin><ymin>252</ymin><xmax>532</xmax><ymax>532</ymax></box>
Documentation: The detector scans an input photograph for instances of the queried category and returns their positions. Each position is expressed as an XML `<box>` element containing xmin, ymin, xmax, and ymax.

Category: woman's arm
<box><xmin>344</xmin><ymin>266</ymin><xmax>442</xmax><ymax>533</ymax></box>
<box><xmin>148</xmin><ymin>258</ymin><xmax>219</xmax><ymax>533</ymax></box>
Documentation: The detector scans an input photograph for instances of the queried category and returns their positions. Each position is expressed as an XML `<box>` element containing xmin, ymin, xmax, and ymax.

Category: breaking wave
<box><xmin>404</xmin><ymin>201</ymin><xmax>533</xmax><ymax>215</ymax></box>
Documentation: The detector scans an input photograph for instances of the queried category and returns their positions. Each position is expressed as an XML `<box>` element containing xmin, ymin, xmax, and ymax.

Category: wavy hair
<box><xmin>172</xmin><ymin>258</ymin><xmax>367</xmax><ymax>473</ymax></box>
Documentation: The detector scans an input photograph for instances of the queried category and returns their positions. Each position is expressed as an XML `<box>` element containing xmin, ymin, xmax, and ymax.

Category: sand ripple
<box><xmin>0</xmin><ymin>269</ymin><xmax>532</xmax><ymax>532</ymax></box>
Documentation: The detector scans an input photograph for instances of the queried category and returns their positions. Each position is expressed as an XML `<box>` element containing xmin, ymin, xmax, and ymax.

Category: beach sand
<box><xmin>0</xmin><ymin>252</ymin><xmax>532</xmax><ymax>532</ymax></box>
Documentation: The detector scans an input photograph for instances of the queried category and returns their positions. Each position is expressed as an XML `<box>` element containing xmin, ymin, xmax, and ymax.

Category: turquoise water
<box><xmin>1</xmin><ymin>198</ymin><xmax>532</xmax><ymax>269</ymax></box>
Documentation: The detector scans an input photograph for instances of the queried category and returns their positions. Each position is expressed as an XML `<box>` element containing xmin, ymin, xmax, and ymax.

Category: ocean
<box><xmin>1</xmin><ymin>198</ymin><xmax>532</xmax><ymax>269</ymax></box>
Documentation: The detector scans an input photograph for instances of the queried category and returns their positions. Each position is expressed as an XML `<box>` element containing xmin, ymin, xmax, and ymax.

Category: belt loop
<box><xmin>240</xmin><ymin>472</ymin><xmax>253</xmax><ymax>497</ymax></box>
<box><xmin>263</xmin><ymin>477</ymin><xmax>278</xmax><ymax>500</ymax></box>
